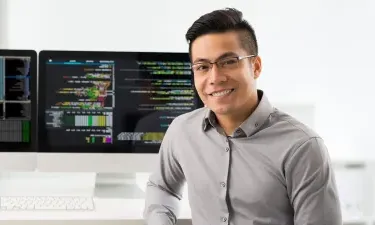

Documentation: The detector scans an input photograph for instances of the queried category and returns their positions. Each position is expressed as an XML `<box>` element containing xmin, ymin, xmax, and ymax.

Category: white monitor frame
<box><xmin>0</xmin><ymin>153</ymin><xmax>36</xmax><ymax>172</ymax></box>
<box><xmin>36</xmin><ymin>153</ymin><xmax>158</xmax><ymax>173</ymax></box>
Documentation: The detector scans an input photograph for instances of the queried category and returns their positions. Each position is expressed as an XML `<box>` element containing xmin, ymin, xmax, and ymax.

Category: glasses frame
<box><xmin>191</xmin><ymin>54</ymin><xmax>256</xmax><ymax>74</ymax></box>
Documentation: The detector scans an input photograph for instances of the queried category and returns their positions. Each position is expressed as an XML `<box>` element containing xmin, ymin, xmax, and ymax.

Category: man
<box><xmin>143</xmin><ymin>8</ymin><xmax>342</xmax><ymax>225</ymax></box>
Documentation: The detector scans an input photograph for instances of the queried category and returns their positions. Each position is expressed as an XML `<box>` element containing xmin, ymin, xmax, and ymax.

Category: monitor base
<box><xmin>94</xmin><ymin>173</ymin><xmax>145</xmax><ymax>199</ymax></box>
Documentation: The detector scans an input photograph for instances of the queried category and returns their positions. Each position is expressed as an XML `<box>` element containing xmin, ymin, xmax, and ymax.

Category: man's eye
<box><xmin>222</xmin><ymin>59</ymin><xmax>237</xmax><ymax>65</ymax></box>
<box><xmin>196</xmin><ymin>65</ymin><xmax>209</xmax><ymax>71</ymax></box>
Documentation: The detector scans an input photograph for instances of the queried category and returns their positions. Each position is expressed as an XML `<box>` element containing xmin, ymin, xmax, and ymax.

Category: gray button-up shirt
<box><xmin>144</xmin><ymin>90</ymin><xmax>342</xmax><ymax>225</ymax></box>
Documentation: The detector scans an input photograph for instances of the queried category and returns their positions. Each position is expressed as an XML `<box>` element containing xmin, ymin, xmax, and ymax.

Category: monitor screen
<box><xmin>38</xmin><ymin>51</ymin><xmax>203</xmax><ymax>153</ymax></box>
<box><xmin>0</xmin><ymin>50</ymin><xmax>36</xmax><ymax>151</ymax></box>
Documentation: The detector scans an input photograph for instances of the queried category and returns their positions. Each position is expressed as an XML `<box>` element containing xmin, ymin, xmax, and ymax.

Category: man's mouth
<box><xmin>209</xmin><ymin>89</ymin><xmax>235</xmax><ymax>97</ymax></box>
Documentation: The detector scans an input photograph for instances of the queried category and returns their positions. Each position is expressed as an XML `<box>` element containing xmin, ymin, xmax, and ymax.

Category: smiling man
<box><xmin>143</xmin><ymin>8</ymin><xmax>342</xmax><ymax>225</ymax></box>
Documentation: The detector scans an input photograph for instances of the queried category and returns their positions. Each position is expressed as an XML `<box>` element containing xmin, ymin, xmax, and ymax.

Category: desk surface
<box><xmin>0</xmin><ymin>198</ymin><xmax>192</xmax><ymax>220</ymax></box>
<box><xmin>0</xmin><ymin>172</ymin><xmax>192</xmax><ymax>221</ymax></box>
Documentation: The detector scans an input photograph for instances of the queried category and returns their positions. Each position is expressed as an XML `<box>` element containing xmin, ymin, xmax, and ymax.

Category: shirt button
<box><xmin>220</xmin><ymin>182</ymin><xmax>226</xmax><ymax>188</ymax></box>
<box><xmin>255</xmin><ymin>123</ymin><xmax>258</xmax><ymax>127</ymax></box>
<box><xmin>221</xmin><ymin>216</ymin><xmax>227</xmax><ymax>222</ymax></box>
<box><xmin>225</xmin><ymin>147</ymin><xmax>229</xmax><ymax>152</ymax></box>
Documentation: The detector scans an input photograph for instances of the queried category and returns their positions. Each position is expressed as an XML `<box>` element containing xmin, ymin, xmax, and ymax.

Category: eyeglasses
<box><xmin>191</xmin><ymin>55</ymin><xmax>256</xmax><ymax>75</ymax></box>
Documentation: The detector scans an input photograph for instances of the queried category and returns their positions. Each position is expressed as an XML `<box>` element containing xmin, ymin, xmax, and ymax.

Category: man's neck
<box><xmin>216</xmin><ymin>92</ymin><xmax>259</xmax><ymax>136</ymax></box>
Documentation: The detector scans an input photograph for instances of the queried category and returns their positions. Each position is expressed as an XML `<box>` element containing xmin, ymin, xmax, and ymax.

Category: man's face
<box><xmin>191</xmin><ymin>31</ymin><xmax>261</xmax><ymax>116</ymax></box>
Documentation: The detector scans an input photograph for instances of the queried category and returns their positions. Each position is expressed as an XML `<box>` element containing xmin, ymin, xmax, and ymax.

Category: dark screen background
<box><xmin>40</xmin><ymin>52</ymin><xmax>202</xmax><ymax>153</ymax></box>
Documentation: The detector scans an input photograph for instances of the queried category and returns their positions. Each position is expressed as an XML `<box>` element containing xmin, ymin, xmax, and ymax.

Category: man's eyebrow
<box><xmin>192</xmin><ymin>52</ymin><xmax>238</xmax><ymax>64</ymax></box>
<box><xmin>216</xmin><ymin>52</ymin><xmax>238</xmax><ymax>60</ymax></box>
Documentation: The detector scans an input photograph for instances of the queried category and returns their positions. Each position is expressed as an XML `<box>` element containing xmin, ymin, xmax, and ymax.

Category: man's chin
<box><xmin>210</xmin><ymin>105</ymin><xmax>233</xmax><ymax>115</ymax></box>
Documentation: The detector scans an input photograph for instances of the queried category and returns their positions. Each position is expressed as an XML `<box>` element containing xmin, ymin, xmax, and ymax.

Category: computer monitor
<box><xmin>37</xmin><ymin>50</ymin><xmax>203</xmax><ymax>197</ymax></box>
<box><xmin>0</xmin><ymin>49</ymin><xmax>37</xmax><ymax>171</ymax></box>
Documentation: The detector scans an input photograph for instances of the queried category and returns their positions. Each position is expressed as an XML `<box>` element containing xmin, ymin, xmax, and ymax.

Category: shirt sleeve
<box><xmin>285</xmin><ymin>137</ymin><xmax>342</xmax><ymax>225</ymax></box>
<box><xmin>143</xmin><ymin>118</ymin><xmax>186</xmax><ymax>225</ymax></box>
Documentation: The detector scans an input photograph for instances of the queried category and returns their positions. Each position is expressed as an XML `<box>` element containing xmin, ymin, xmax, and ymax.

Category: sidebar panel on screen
<box><xmin>0</xmin><ymin>56</ymin><xmax>31</xmax><ymax>144</ymax></box>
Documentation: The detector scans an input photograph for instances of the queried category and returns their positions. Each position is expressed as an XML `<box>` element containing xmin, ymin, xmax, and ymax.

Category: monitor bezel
<box><xmin>38</xmin><ymin>50</ymin><xmax>204</xmax><ymax>154</ymax></box>
<box><xmin>0</xmin><ymin>49</ymin><xmax>38</xmax><ymax>152</ymax></box>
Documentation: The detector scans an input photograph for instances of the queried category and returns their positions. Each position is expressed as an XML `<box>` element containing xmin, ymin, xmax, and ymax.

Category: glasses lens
<box><xmin>219</xmin><ymin>57</ymin><xmax>239</xmax><ymax>69</ymax></box>
<box><xmin>192</xmin><ymin>63</ymin><xmax>210</xmax><ymax>74</ymax></box>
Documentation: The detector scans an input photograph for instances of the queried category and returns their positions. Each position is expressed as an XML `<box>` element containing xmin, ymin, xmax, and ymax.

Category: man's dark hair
<box><xmin>185</xmin><ymin>8</ymin><xmax>258</xmax><ymax>58</ymax></box>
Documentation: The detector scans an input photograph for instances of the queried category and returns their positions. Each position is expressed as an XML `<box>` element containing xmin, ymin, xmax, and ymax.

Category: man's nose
<box><xmin>208</xmin><ymin>65</ymin><xmax>227</xmax><ymax>84</ymax></box>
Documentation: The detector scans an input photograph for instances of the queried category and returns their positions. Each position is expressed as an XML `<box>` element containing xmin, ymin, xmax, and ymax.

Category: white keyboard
<box><xmin>0</xmin><ymin>196</ymin><xmax>95</xmax><ymax>211</ymax></box>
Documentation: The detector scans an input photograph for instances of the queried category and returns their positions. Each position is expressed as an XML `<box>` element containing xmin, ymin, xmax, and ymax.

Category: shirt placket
<box><xmin>219</xmin><ymin>135</ymin><xmax>231</xmax><ymax>224</ymax></box>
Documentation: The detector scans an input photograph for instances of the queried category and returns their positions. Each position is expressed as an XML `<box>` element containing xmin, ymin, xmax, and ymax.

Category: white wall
<box><xmin>3</xmin><ymin>0</ymin><xmax>375</xmax><ymax>161</ymax></box>
<box><xmin>0</xmin><ymin>0</ymin><xmax>8</xmax><ymax>48</ymax></box>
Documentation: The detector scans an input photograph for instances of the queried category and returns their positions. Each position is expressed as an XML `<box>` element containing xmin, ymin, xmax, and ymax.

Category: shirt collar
<box><xmin>202</xmin><ymin>89</ymin><xmax>274</xmax><ymax>137</ymax></box>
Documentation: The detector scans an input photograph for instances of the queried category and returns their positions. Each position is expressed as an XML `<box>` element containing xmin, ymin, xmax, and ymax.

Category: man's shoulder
<box><xmin>271</xmin><ymin>107</ymin><xmax>321</xmax><ymax>146</ymax></box>
<box><xmin>169</xmin><ymin>107</ymin><xmax>207</xmax><ymax>129</ymax></box>
<box><xmin>269</xmin><ymin>108</ymin><xmax>329</xmax><ymax>167</ymax></box>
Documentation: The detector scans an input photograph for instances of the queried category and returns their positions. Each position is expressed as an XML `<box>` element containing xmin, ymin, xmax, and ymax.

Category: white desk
<box><xmin>0</xmin><ymin>173</ymin><xmax>192</xmax><ymax>225</ymax></box>
<box><xmin>0</xmin><ymin>198</ymin><xmax>192</xmax><ymax>225</ymax></box>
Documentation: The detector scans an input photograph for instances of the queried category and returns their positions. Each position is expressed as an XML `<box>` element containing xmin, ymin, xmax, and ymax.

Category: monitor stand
<box><xmin>94</xmin><ymin>172</ymin><xmax>146</xmax><ymax>199</ymax></box>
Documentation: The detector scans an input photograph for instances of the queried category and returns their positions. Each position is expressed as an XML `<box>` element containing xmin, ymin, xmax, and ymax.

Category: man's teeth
<box><xmin>211</xmin><ymin>89</ymin><xmax>232</xmax><ymax>97</ymax></box>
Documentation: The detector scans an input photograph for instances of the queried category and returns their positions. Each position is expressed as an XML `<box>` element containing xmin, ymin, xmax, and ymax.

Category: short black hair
<box><xmin>185</xmin><ymin>8</ymin><xmax>258</xmax><ymax>58</ymax></box>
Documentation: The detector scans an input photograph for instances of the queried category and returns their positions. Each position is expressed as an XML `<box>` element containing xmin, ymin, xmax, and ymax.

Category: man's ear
<box><xmin>254</xmin><ymin>70</ymin><xmax>260</xmax><ymax>79</ymax></box>
<box><xmin>253</xmin><ymin>56</ymin><xmax>262</xmax><ymax>79</ymax></box>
